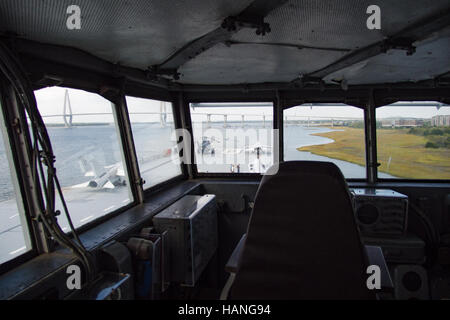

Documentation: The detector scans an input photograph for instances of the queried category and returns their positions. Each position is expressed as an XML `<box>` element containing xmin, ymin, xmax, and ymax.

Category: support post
<box><xmin>365</xmin><ymin>91</ymin><xmax>378</xmax><ymax>184</ymax></box>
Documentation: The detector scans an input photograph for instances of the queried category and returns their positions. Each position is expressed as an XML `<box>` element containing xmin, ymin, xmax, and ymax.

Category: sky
<box><xmin>34</xmin><ymin>86</ymin><xmax>450</xmax><ymax>124</ymax></box>
<box><xmin>35</xmin><ymin>87</ymin><xmax>171</xmax><ymax>124</ymax></box>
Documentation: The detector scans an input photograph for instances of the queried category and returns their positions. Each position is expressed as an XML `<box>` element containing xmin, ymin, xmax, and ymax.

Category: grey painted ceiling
<box><xmin>0</xmin><ymin>0</ymin><xmax>449</xmax><ymax>86</ymax></box>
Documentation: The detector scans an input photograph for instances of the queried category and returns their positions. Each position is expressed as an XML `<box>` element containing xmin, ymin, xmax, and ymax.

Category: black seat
<box><xmin>230</xmin><ymin>161</ymin><xmax>375</xmax><ymax>299</ymax></box>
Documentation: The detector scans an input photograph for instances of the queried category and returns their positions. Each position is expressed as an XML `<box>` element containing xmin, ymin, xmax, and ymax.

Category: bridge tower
<box><xmin>160</xmin><ymin>101</ymin><xmax>167</xmax><ymax>127</ymax></box>
<box><xmin>63</xmin><ymin>89</ymin><xmax>73</xmax><ymax>128</ymax></box>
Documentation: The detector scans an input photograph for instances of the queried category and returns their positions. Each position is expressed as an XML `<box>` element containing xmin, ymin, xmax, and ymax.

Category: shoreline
<box><xmin>297</xmin><ymin>127</ymin><xmax>450</xmax><ymax>179</ymax></box>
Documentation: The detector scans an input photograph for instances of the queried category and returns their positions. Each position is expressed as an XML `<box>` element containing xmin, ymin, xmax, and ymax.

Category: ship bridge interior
<box><xmin>0</xmin><ymin>0</ymin><xmax>449</xmax><ymax>300</ymax></box>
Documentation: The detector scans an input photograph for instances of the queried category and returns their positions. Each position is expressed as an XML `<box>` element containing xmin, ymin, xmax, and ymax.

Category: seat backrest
<box><xmin>231</xmin><ymin>161</ymin><xmax>374</xmax><ymax>299</ymax></box>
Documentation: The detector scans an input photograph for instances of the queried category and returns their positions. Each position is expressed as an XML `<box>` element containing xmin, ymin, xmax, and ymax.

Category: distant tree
<box><xmin>349</xmin><ymin>121</ymin><xmax>364</xmax><ymax>129</ymax></box>
<box><xmin>430</xmin><ymin>128</ymin><xmax>444</xmax><ymax>136</ymax></box>
<box><xmin>425</xmin><ymin>142</ymin><xmax>439</xmax><ymax>149</ymax></box>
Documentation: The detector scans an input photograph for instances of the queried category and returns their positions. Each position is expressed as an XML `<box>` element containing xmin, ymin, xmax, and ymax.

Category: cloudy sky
<box><xmin>34</xmin><ymin>86</ymin><xmax>450</xmax><ymax>124</ymax></box>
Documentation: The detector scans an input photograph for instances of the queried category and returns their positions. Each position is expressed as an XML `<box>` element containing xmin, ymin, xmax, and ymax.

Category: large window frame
<box><xmin>281</xmin><ymin>103</ymin><xmax>369</xmax><ymax>182</ymax></box>
<box><xmin>374</xmin><ymin>102</ymin><xmax>450</xmax><ymax>183</ymax></box>
<box><xmin>124</xmin><ymin>94</ymin><xmax>186</xmax><ymax>195</ymax></box>
<box><xmin>186</xmin><ymin>98</ymin><xmax>278</xmax><ymax>178</ymax></box>
<box><xmin>30</xmin><ymin>86</ymin><xmax>139</xmax><ymax>236</ymax></box>
<box><xmin>0</xmin><ymin>82</ymin><xmax>39</xmax><ymax>274</ymax></box>
<box><xmin>185</xmin><ymin>98</ymin><xmax>370</xmax><ymax>181</ymax></box>
<box><xmin>185</xmin><ymin>97</ymin><xmax>450</xmax><ymax>184</ymax></box>
<box><xmin>0</xmin><ymin>83</ymin><xmax>189</xmax><ymax>274</ymax></box>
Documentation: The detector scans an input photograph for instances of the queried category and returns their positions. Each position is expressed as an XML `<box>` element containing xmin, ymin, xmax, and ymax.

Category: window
<box><xmin>284</xmin><ymin>104</ymin><xmax>366</xmax><ymax>178</ymax></box>
<box><xmin>376</xmin><ymin>102</ymin><xmax>450</xmax><ymax>180</ymax></box>
<box><xmin>34</xmin><ymin>87</ymin><xmax>133</xmax><ymax>230</ymax></box>
<box><xmin>126</xmin><ymin>96</ymin><xmax>182</xmax><ymax>189</ymax></box>
<box><xmin>0</xmin><ymin>99</ymin><xmax>32</xmax><ymax>265</ymax></box>
<box><xmin>190</xmin><ymin>103</ymin><xmax>274</xmax><ymax>174</ymax></box>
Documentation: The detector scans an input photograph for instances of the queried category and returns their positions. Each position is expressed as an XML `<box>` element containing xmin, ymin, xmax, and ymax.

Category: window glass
<box><xmin>126</xmin><ymin>96</ymin><xmax>182</xmax><ymax>189</ymax></box>
<box><xmin>34</xmin><ymin>87</ymin><xmax>133</xmax><ymax>230</ymax></box>
<box><xmin>190</xmin><ymin>103</ymin><xmax>274</xmax><ymax>174</ymax></box>
<box><xmin>284</xmin><ymin>104</ymin><xmax>366</xmax><ymax>178</ymax></box>
<box><xmin>376</xmin><ymin>102</ymin><xmax>450</xmax><ymax>179</ymax></box>
<box><xmin>0</xmin><ymin>99</ymin><xmax>32</xmax><ymax>264</ymax></box>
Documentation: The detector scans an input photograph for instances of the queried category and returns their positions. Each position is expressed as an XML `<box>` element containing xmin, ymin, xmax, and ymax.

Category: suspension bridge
<box><xmin>41</xmin><ymin>89</ymin><xmax>171</xmax><ymax>128</ymax></box>
<box><xmin>39</xmin><ymin>91</ymin><xmax>384</xmax><ymax>128</ymax></box>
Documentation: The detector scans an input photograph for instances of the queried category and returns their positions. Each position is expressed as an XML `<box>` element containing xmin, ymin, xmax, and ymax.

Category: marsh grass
<box><xmin>298</xmin><ymin>127</ymin><xmax>450</xmax><ymax>179</ymax></box>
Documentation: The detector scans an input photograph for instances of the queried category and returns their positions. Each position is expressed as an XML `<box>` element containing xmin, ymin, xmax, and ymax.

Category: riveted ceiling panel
<box><xmin>0</xmin><ymin>0</ymin><xmax>253</xmax><ymax>68</ymax></box>
<box><xmin>232</xmin><ymin>0</ymin><xmax>450</xmax><ymax>50</ymax></box>
<box><xmin>0</xmin><ymin>0</ymin><xmax>449</xmax><ymax>86</ymax></box>
<box><xmin>179</xmin><ymin>42</ymin><xmax>347</xmax><ymax>84</ymax></box>
<box><xmin>323</xmin><ymin>35</ymin><xmax>450</xmax><ymax>85</ymax></box>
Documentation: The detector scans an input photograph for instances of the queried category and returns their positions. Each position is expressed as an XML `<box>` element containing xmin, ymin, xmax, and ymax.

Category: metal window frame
<box><xmin>40</xmin><ymin>89</ymin><xmax>139</xmax><ymax>236</ymax></box>
<box><xmin>23</xmin><ymin>83</ymin><xmax>189</xmax><ymax>238</ymax></box>
<box><xmin>366</xmin><ymin>92</ymin><xmax>378</xmax><ymax>184</ymax></box>
<box><xmin>184</xmin><ymin>98</ymin><xmax>277</xmax><ymax>178</ymax></box>
<box><xmin>279</xmin><ymin>102</ymin><xmax>369</xmax><ymax>182</ymax></box>
<box><xmin>114</xmin><ymin>94</ymin><xmax>143</xmax><ymax>204</ymax></box>
<box><xmin>123</xmin><ymin>94</ymin><xmax>186</xmax><ymax>196</ymax></box>
<box><xmin>374</xmin><ymin>100</ymin><xmax>450</xmax><ymax>183</ymax></box>
<box><xmin>0</xmin><ymin>80</ymin><xmax>41</xmax><ymax>274</ymax></box>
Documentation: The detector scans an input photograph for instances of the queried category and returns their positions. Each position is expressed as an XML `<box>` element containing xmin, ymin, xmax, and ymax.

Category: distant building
<box><xmin>432</xmin><ymin>115</ymin><xmax>450</xmax><ymax>127</ymax></box>
<box><xmin>381</xmin><ymin>119</ymin><xmax>424</xmax><ymax>128</ymax></box>
<box><xmin>381</xmin><ymin>120</ymin><xmax>395</xmax><ymax>128</ymax></box>
<box><xmin>394</xmin><ymin>119</ymin><xmax>424</xmax><ymax>127</ymax></box>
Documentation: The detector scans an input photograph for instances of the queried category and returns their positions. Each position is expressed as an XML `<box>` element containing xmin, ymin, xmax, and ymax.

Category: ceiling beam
<box><xmin>225</xmin><ymin>40</ymin><xmax>351</xmax><ymax>52</ymax></box>
<box><xmin>8</xmin><ymin>38</ymin><xmax>173</xmax><ymax>90</ymax></box>
<box><xmin>296</xmin><ymin>8</ymin><xmax>450</xmax><ymax>82</ymax></box>
<box><xmin>155</xmin><ymin>0</ymin><xmax>288</xmax><ymax>75</ymax></box>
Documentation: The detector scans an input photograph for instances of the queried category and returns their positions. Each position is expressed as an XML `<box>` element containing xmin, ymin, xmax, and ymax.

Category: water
<box><xmin>0</xmin><ymin>123</ymin><xmax>393</xmax><ymax>202</ymax></box>
<box><xmin>284</xmin><ymin>125</ymin><xmax>367</xmax><ymax>178</ymax></box>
